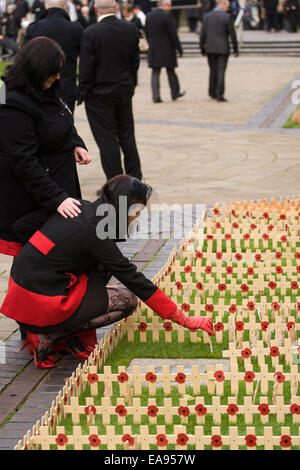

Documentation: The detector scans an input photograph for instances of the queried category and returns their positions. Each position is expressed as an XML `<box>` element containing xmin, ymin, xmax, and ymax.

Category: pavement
<box><xmin>1</xmin><ymin>28</ymin><xmax>300</xmax><ymax>449</ymax></box>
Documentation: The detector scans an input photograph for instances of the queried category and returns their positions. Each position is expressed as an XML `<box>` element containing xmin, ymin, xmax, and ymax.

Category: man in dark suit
<box><xmin>200</xmin><ymin>0</ymin><xmax>238</xmax><ymax>102</ymax></box>
<box><xmin>24</xmin><ymin>0</ymin><xmax>83</xmax><ymax>113</ymax></box>
<box><xmin>145</xmin><ymin>0</ymin><xmax>185</xmax><ymax>103</ymax></box>
<box><xmin>78</xmin><ymin>0</ymin><xmax>142</xmax><ymax>181</ymax></box>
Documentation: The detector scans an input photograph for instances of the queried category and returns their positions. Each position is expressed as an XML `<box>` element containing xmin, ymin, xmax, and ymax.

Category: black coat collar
<box><xmin>39</xmin><ymin>7</ymin><xmax>71</xmax><ymax>22</ymax></box>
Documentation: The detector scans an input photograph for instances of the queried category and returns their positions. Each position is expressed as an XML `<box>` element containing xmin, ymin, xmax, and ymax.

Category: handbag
<box><xmin>139</xmin><ymin>31</ymin><xmax>149</xmax><ymax>52</ymax></box>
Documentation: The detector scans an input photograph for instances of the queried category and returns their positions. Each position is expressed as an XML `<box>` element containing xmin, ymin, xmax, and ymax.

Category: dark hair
<box><xmin>97</xmin><ymin>174</ymin><xmax>152</xmax><ymax>209</ymax></box>
<box><xmin>4</xmin><ymin>37</ymin><xmax>65</xmax><ymax>99</ymax></box>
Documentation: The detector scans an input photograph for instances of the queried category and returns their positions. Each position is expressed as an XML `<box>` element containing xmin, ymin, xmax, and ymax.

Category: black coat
<box><xmin>78</xmin><ymin>15</ymin><xmax>140</xmax><ymax>102</ymax></box>
<box><xmin>145</xmin><ymin>8</ymin><xmax>182</xmax><ymax>69</ymax></box>
<box><xmin>31</xmin><ymin>0</ymin><xmax>46</xmax><ymax>20</ymax></box>
<box><xmin>200</xmin><ymin>8</ymin><xmax>238</xmax><ymax>55</ymax></box>
<box><xmin>24</xmin><ymin>8</ymin><xmax>83</xmax><ymax>104</ymax></box>
<box><xmin>0</xmin><ymin>88</ymin><xmax>86</xmax><ymax>251</ymax></box>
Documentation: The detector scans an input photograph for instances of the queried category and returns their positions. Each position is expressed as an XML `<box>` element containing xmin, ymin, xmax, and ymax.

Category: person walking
<box><xmin>78</xmin><ymin>0</ymin><xmax>143</xmax><ymax>182</ymax></box>
<box><xmin>24</xmin><ymin>0</ymin><xmax>83</xmax><ymax>114</ymax></box>
<box><xmin>200</xmin><ymin>0</ymin><xmax>238</xmax><ymax>102</ymax></box>
<box><xmin>145</xmin><ymin>0</ymin><xmax>185</xmax><ymax>103</ymax></box>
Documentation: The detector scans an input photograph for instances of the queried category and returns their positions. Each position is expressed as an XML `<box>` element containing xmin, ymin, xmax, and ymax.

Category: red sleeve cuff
<box><xmin>144</xmin><ymin>288</ymin><xmax>177</xmax><ymax>320</ymax></box>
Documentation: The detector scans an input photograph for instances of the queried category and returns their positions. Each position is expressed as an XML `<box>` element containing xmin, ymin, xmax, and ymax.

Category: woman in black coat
<box><xmin>1</xmin><ymin>175</ymin><xmax>215</xmax><ymax>368</ymax></box>
<box><xmin>0</xmin><ymin>37</ymin><xmax>91</xmax><ymax>257</ymax></box>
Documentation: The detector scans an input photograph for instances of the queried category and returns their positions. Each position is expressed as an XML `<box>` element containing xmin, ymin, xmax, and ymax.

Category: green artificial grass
<box><xmin>0</xmin><ymin>61</ymin><xmax>10</xmax><ymax>86</ymax></box>
<box><xmin>283</xmin><ymin>104</ymin><xmax>300</xmax><ymax>129</ymax></box>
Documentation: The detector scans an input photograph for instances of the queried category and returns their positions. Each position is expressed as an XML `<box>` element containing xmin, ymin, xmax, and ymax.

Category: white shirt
<box><xmin>97</xmin><ymin>13</ymin><xmax>116</xmax><ymax>22</ymax></box>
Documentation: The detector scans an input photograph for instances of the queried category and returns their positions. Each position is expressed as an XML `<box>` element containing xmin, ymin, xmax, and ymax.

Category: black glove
<box><xmin>201</xmin><ymin>49</ymin><xmax>206</xmax><ymax>56</ymax></box>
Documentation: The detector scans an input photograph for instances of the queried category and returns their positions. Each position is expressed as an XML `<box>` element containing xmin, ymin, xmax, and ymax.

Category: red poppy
<box><xmin>261</xmin><ymin>321</ymin><xmax>269</xmax><ymax>331</ymax></box>
<box><xmin>245</xmin><ymin>435</ymin><xmax>257</xmax><ymax>448</ymax></box>
<box><xmin>270</xmin><ymin>346</ymin><xmax>279</xmax><ymax>357</ymax></box>
<box><xmin>241</xmin><ymin>284</ymin><xmax>249</xmax><ymax>293</ymax></box>
<box><xmin>175</xmin><ymin>373</ymin><xmax>186</xmax><ymax>384</ymax></box>
<box><xmin>196</xmin><ymin>251</ymin><xmax>203</xmax><ymax>259</ymax></box>
<box><xmin>204</xmin><ymin>304</ymin><xmax>214</xmax><ymax>314</ymax></box>
<box><xmin>274</xmin><ymin>372</ymin><xmax>285</xmax><ymax>383</ymax></box>
<box><xmin>206</xmin><ymin>235</ymin><xmax>213</xmax><ymax>240</ymax></box>
<box><xmin>147</xmin><ymin>405</ymin><xmax>159</xmax><ymax>417</ymax></box>
<box><xmin>145</xmin><ymin>372</ymin><xmax>157</xmax><ymax>383</ymax></box>
<box><xmin>214</xmin><ymin>322</ymin><xmax>224</xmax><ymax>331</ymax></box>
<box><xmin>175</xmin><ymin>281</ymin><xmax>183</xmax><ymax>290</ymax></box>
<box><xmin>227</xmin><ymin>403</ymin><xmax>239</xmax><ymax>415</ymax></box>
<box><xmin>296</xmin><ymin>266</ymin><xmax>300</xmax><ymax>274</ymax></box>
<box><xmin>196</xmin><ymin>281</ymin><xmax>204</xmax><ymax>290</ymax></box>
<box><xmin>243</xmin><ymin>233</ymin><xmax>250</xmax><ymax>240</ymax></box>
<box><xmin>181</xmin><ymin>303</ymin><xmax>190</xmax><ymax>312</ymax></box>
<box><xmin>176</xmin><ymin>433</ymin><xmax>189</xmax><ymax>446</ymax></box>
<box><xmin>213</xmin><ymin>208</ymin><xmax>220</xmax><ymax>215</ymax></box>
<box><xmin>232</xmin><ymin>209</ymin><xmax>236</xmax><ymax>217</ymax></box>
<box><xmin>235</xmin><ymin>253</ymin><xmax>243</xmax><ymax>261</ymax></box>
<box><xmin>156</xmin><ymin>434</ymin><xmax>168</xmax><ymax>447</ymax></box>
<box><xmin>195</xmin><ymin>404</ymin><xmax>207</xmax><ymax>416</ymax></box>
<box><xmin>211</xmin><ymin>435</ymin><xmax>223</xmax><ymax>448</ymax></box>
<box><xmin>178</xmin><ymin>406</ymin><xmax>190</xmax><ymax>417</ymax></box>
<box><xmin>287</xmin><ymin>321</ymin><xmax>295</xmax><ymax>331</ymax></box>
<box><xmin>296</xmin><ymin>302</ymin><xmax>300</xmax><ymax>311</ymax></box>
<box><xmin>163</xmin><ymin>321</ymin><xmax>173</xmax><ymax>332</ymax></box>
<box><xmin>241</xmin><ymin>348</ymin><xmax>252</xmax><ymax>359</ymax></box>
<box><xmin>258</xmin><ymin>403</ymin><xmax>270</xmax><ymax>415</ymax></box>
<box><xmin>184</xmin><ymin>265</ymin><xmax>192</xmax><ymax>273</ymax></box>
<box><xmin>56</xmin><ymin>433</ymin><xmax>68</xmax><ymax>446</ymax></box>
<box><xmin>232</xmin><ymin>222</ymin><xmax>239</xmax><ymax>229</ymax></box>
<box><xmin>115</xmin><ymin>405</ymin><xmax>127</xmax><ymax>417</ymax></box>
<box><xmin>226</xmin><ymin>266</ymin><xmax>233</xmax><ymax>275</ymax></box>
<box><xmin>250</xmin><ymin>223</ymin><xmax>257</xmax><ymax>230</ymax></box>
<box><xmin>218</xmin><ymin>283</ymin><xmax>227</xmax><ymax>292</ymax></box>
<box><xmin>215</xmin><ymin>222</ymin><xmax>222</xmax><ymax>229</ymax></box>
<box><xmin>267</xmin><ymin>224</ymin><xmax>274</xmax><ymax>231</ymax></box>
<box><xmin>214</xmin><ymin>371</ymin><xmax>225</xmax><ymax>382</ymax></box>
<box><xmin>247</xmin><ymin>301</ymin><xmax>255</xmax><ymax>311</ymax></box>
<box><xmin>229</xmin><ymin>304</ymin><xmax>237</xmax><ymax>314</ymax></box>
<box><xmin>271</xmin><ymin>301</ymin><xmax>280</xmax><ymax>311</ymax></box>
<box><xmin>255</xmin><ymin>254</ymin><xmax>262</xmax><ymax>262</ymax></box>
<box><xmin>89</xmin><ymin>435</ymin><xmax>101</xmax><ymax>447</ymax></box>
<box><xmin>138</xmin><ymin>322</ymin><xmax>147</xmax><ymax>332</ymax></box>
<box><xmin>268</xmin><ymin>281</ymin><xmax>277</xmax><ymax>290</ymax></box>
<box><xmin>262</xmin><ymin>233</ymin><xmax>269</xmax><ymax>240</ymax></box>
<box><xmin>291</xmin><ymin>281</ymin><xmax>299</xmax><ymax>290</ymax></box>
<box><xmin>87</xmin><ymin>373</ymin><xmax>99</xmax><ymax>384</ymax></box>
<box><xmin>294</xmin><ymin>252</ymin><xmax>300</xmax><ymax>259</ymax></box>
<box><xmin>275</xmin><ymin>251</ymin><xmax>282</xmax><ymax>259</ymax></box>
<box><xmin>117</xmin><ymin>372</ymin><xmax>129</xmax><ymax>383</ymax></box>
<box><xmin>281</xmin><ymin>235</ymin><xmax>287</xmax><ymax>243</ymax></box>
<box><xmin>224</xmin><ymin>234</ymin><xmax>232</xmax><ymax>240</ymax></box>
<box><xmin>216</xmin><ymin>252</ymin><xmax>223</xmax><ymax>260</ymax></box>
<box><xmin>205</xmin><ymin>266</ymin><xmax>212</xmax><ymax>274</ymax></box>
<box><xmin>244</xmin><ymin>371</ymin><xmax>255</xmax><ymax>383</ymax></box>
<box><xmin>262</xmin><ymin>212</ymin><xmax>269</xmax><ymax>219</ymax></box>
<box><xmin>290</xmin><ymin>404</ymin><xmax>300</xmax><ymax>414</ymax></box>
<box><xmin>280</xmin><ymin>435</ymin><xmax>291</xmax><ymax>448</ymax></box>
<box><xmin>235</xmin><ymin>321</ymin><xmax>244</xmax><ymax>331</ymax></box>
<box><xmin>122</xmin><ymin>434</ymin><xmax>134</xmax><ymax>447</ymax></box>
<box><xmin>247</xmin><ymin>267</ymin><xmax>254</xmax><ymax>275</ymax></box>
<box><xmin>168</xmin><ymin>266</ymin><xmax>172</xmax><ymax>272</ymax></box>
<box><xmin>84</xmin><ymin>405</ymin><xmax>97</xmax><ymax>416</ymax></box>
<box><xmin>279</xmin><ymin>214</ymin><xmax>286</xmax><ymax>220</ymax></box>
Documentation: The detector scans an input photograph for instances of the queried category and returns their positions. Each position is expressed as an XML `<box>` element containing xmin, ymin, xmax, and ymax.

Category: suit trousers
<box><xmin>85</xmin><ymin>92</ymin><xmax>142</xmax><ymax>181</ymax></box>
<box><xmin>151</xmin><ymin>67</ymin><xmax>180</xmax><ymax>101</ymax></box>
<box><xmin>207</xmin><ymin>53</ymin><xmax>229</xmax><ymax>100</ymax></box>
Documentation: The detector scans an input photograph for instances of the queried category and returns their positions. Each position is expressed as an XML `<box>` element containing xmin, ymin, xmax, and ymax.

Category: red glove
<box><xmin>168</xmin><ymin>308</ymin><xmax>215</xmax><ymax>336</ymax></box>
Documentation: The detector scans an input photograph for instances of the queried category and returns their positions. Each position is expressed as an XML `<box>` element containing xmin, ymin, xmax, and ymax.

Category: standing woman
<box><xmin>0</xmin><ymin>36</ymin><xmax>91</xmax><ymax>258</ymax></box>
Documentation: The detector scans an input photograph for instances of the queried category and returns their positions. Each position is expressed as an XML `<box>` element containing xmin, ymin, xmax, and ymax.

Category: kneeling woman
<box><xmin>1</xmin><ymin>175</ymin><xmax>214</xmax><ymax>368</ymax></box>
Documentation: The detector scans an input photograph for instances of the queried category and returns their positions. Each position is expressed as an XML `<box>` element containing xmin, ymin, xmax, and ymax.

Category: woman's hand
<box><xmin>57</xmin><ymin>197</ymin><xmax>81</xmax><ymax>219</ymax></box>
<box><xmin>74</xmin><ymin>146</ymin><xmax>91</xmax><ymax>165</ymax></box>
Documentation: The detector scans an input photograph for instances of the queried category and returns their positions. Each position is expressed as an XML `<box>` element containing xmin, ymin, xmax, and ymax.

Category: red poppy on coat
<box><xmin>235</xmin><ymin>321</ymin><xmax>244</xmax><ymax>331</ymax></box>
<box><xmin>281</xmin><ymin>235</ymin><xmax>287</xmax><ymax>243</ymax></box>
<box><xmin>241</xmin><ymin>284</ymin><xmax>249</xmax><ymax>293</ymax></box>
<box><xmin>244</xmin><ymin>371</ymin><xmax>255</xmax><ymax>382</ymax></box>
<box><xmin>206</xmin><ymin>235</ymin><xmax>213</xmax><ymax>240</ymax></box>
<box><xmin>270</xmin><ymin>346</ymin><xmax>279</xmax><ymax>357</ymax></box>
<box><xmin>156</xmin><ymin>434</ymin><xmax>168</xmax><ymax>447</ymax></box>
<box><xmin>245</xmin><ymin>435</ymin><xmax>257</xmax><ymax>447</ymax></box>
<box><xmin>255</xmin><ymin>254</ymin><xmax>262</xmax><ymax>262</ymax></box>
<box><xmin>229</xmin><ymin>304</ymin><xmax>237</xmax><ymax>314</ymax></box>
<box><xmin>89</xmin><ymin>435</ymin><xmax>101</xmax><ymax>447</ymax></box>
<box><xmin>205</xmin><ymin>266</ymin><xmax>212</xmax><ymax>274</ymax></box>
<box><xmin>232</xmin><ymin>222</ymin><xmax>239</xmax><ymax>229</ymax></box>
<box><xmin>163</xmin><ymin>321</ymin><xmax>173</xmax><ymax>331</ymax></box>
<box><xmin>138</xmin><ymin>322</ymin><xmax>147</xmax><ymax>332</ymax></box>
<box><xmin>215</xmin><ymin>222</ymin><xmax>222</xmax><ymax>229</ymax></box>
<box><xmin>267</xmin><ymin>224</ymin><xmax>274</xmax><ymax>231</ymax></box>
<box><xmin>117</xmin><ymin>372</ymin><xmax>129</xmax><ymax>383</ymax></box>
<box><xmin>122</xmin><ymin>434</ymin><xmax>134</xmax><ymax>446</ymax></box>
<box><xmin>250</xmin><ymin>223</ymin><xmax>257</xmax><ymax>230</ymax></box>
<box><xmin>147</xmin><ymin>405</ymin><xmax>159</xmax><ymax>417</ymax></box>
<box><xmin>214</xmin><ymin>371</ymin><xmax>225</xmax><ymax>382</ymax></box>
<box><xmin>224</xmin><ymin>234</ymin><xmax>232</xmax><ymax>240</ymax></box>
<box><xmin>56</xmin><ymin>433</ymin><xmax>68</xmax><ymax>446</ymax></box>
<box><xmin>87</xmin><ymin>373</ymin><xmax>98</xmax><ymax>384</ymax></box>
<box><xmin>195</xmin><ymin>404</ymin><xmax>207</xmax><ymax>416</ymax></box>
<box><xmin>145</xmin><ymin>372</ymin><xmax>157</xmax><ymax>383</ymax></box>
<box><xmin>287</xmin><ymin>321</ymin><xmax>295</xmax><ymax>331</ymax></box>
<box><xmin>235</xmin><ymin>253</ymin><xmax>242</xmax><ymax>261</ymax></box>
<box><xmin>227</xmin><ymin>403</ymin><xmax>239</xmax><ymax>415</ymax></box>
<box><xmin>247</xmin><ymin>301</ymin><xmax>255</xmax><ymax>311</ymax></box>
<box><xmin>226</xmin><ymin>266</ymin><xmax>233</xmax><ymax>274</ymax></box>
<box><xmin>175</xmin><ymin>281</ymin><xmax>183</xmax><ymax>290</ymax></box>
<box><xmin>214</xmin><ymin>322</ymin><xmax>224</xmax><ymax>331</ymax></box>
<box><xmin>262</xmin><ymin>212</ymin><xmax>269</xmax><ymax>219</ymax></box>
<box><xmin>258</xmin><ymin>403</ymin><xmax>270</xmax><ymax>415</ymax></box>
<box><xmin>243</xmin><ymin>233</ymin><xmax>250</xmax><ymax>240</ymax></box>
<box><xmin>211</xmin><ymin>435</ymin><xmax>223</xmax><ymax>447</ymax></box>
<box><xmin>196</xmin><ymin>251</ymin><xmax>203</xmax><ymax>259</ymax></box>
<box><xmin>271</xmin><ymin>301</ymin><xmax>280</xmax><ymax>311</ymax></box>
<box><xmin>115</xmin><ymin>405</ymin><xmax>127</xmax><ymax>417</ymax></box>
<box><xmin>84</xmin><ymin>405</ymin><xmax>96</xmax><ymax>416</ymax></box>
<box><xmin>176</xmin><ymin>433</ymin><xmax>189</xmax><ymax>446</ymax></box>
<box><xmin>181</xmin><ymin>303</ymin><xmax>190</xmax><ymax>312</ymax></box>
<box><xmin>268</xmin><ymin>281</ymin><xmax>277</xmax><ymax>290</ymax></box>
<box><xmin>296</xmin><ymin>266</ymin><xmax>300</xmax><ymax>274</ymax></box>
<box><xmin>218</xmin><ymin>283</ymin><xmax>227</xmax><ymax>292</ymax></box>
<box><xmin>241</xmin><ymin>348</ymin><xmax>252</xmax><ymax>359</ymax></box>
<box><xmin>175</xmin><ymin>373</ymin><xmax>186</xmax><ymax>384</ymax></box>
<box><xmin>247</xmin><ymin>267</ymin><xmax>254</xmax><ymax>275</ymax></box>
<box><xmin>184</xmin><ymin>265</ymin><xmax>192</xmax><ymax>273</ymax></box>
<box><xmin>290</xmin><ymin>404</ymin><xmax>300</xmax><ymax>414</ymax></box>
<box><xmin>213</xmin><ymin>208</ymin><xmax>220</xmax><ymax>215</ymax></box>
<box><xmin>178</xmin><ymin>406</ymin><xmax>190</xmax><ymax>417</ymax></box>
<box><xmin>274</xmin><ymin>372</ymin><xmax>285</xmax><ymax>383</ymax></box>
<box><xmin>261</xmin><ymin>321</ymin><xmax>269</xmax><ymax>331</ymax></box>
<box><xmin>196</xmin><ymin>281</ymin><xmax>204</xmax><ymax>290</ymax></box>
<box><xmin>205</xmin><ymin>304</ymin><xmax>214</xmax><ymax>313</ymax></box>
<box><xmin>291</xmin><ymin>281</ymin><xmax>299</xmax><ymax>290</ymax></box>
<box><xmin>280</xmin><ymin>435</ymin><xmax>291</xmax><ymax>448</ymax></box>
<box><xmin>279</xmin><ymin>214</ymin><xmax>286</xmax><ymax>220</ymax></box>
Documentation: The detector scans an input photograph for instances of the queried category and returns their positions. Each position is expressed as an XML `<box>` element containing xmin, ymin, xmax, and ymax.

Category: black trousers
<box><xmin>85</xmin><ymin>91</ymin><xmax>142</xmax><ymax>181</ymax></box>
<box><xmin>207</xmin><ymin>53</ymin><xmax>229</xmax><ymax>100</ymax></box>
<box><xmin>151</xmin><ymin>67</ymin><xmax>180</xmax><ymax>101</ymax></box>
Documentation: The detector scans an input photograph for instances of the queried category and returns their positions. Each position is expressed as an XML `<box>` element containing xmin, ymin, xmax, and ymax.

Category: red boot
<box><xmin>54</xmin><ymin>334</ymin><xmax>94</xmax><ymax>360</ymax></box>
<box><xmin>20</xmin><ymin>332</ymin><xmax>58</xmax><ymax>369</ymax></box>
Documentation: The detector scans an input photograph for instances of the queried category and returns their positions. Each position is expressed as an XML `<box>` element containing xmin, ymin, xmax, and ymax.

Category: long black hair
<box><xmin>4</xmin><ymin>36</ymin><xmax>65</xmax><ymax>99</ymax></box>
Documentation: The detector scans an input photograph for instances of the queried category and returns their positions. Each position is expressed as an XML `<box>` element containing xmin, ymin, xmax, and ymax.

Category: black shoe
<box><xmin>216</xmin><ymin>97</ymin><xmax>228</xmax><ymax>102</ymax></box>
<box><xmin>173</xmin><ymin>90</ymin><xmax>186</xmax><ymax>100</ymax></box>
<box><xmin>209</xmin><ymin>94</ymin><xmax>216</xmax><ymax>100</ymax></box>
<box><xmin>153</xmin><ymin>98</ymin><xmax>163</xmax><ymax>103</ymax></box>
